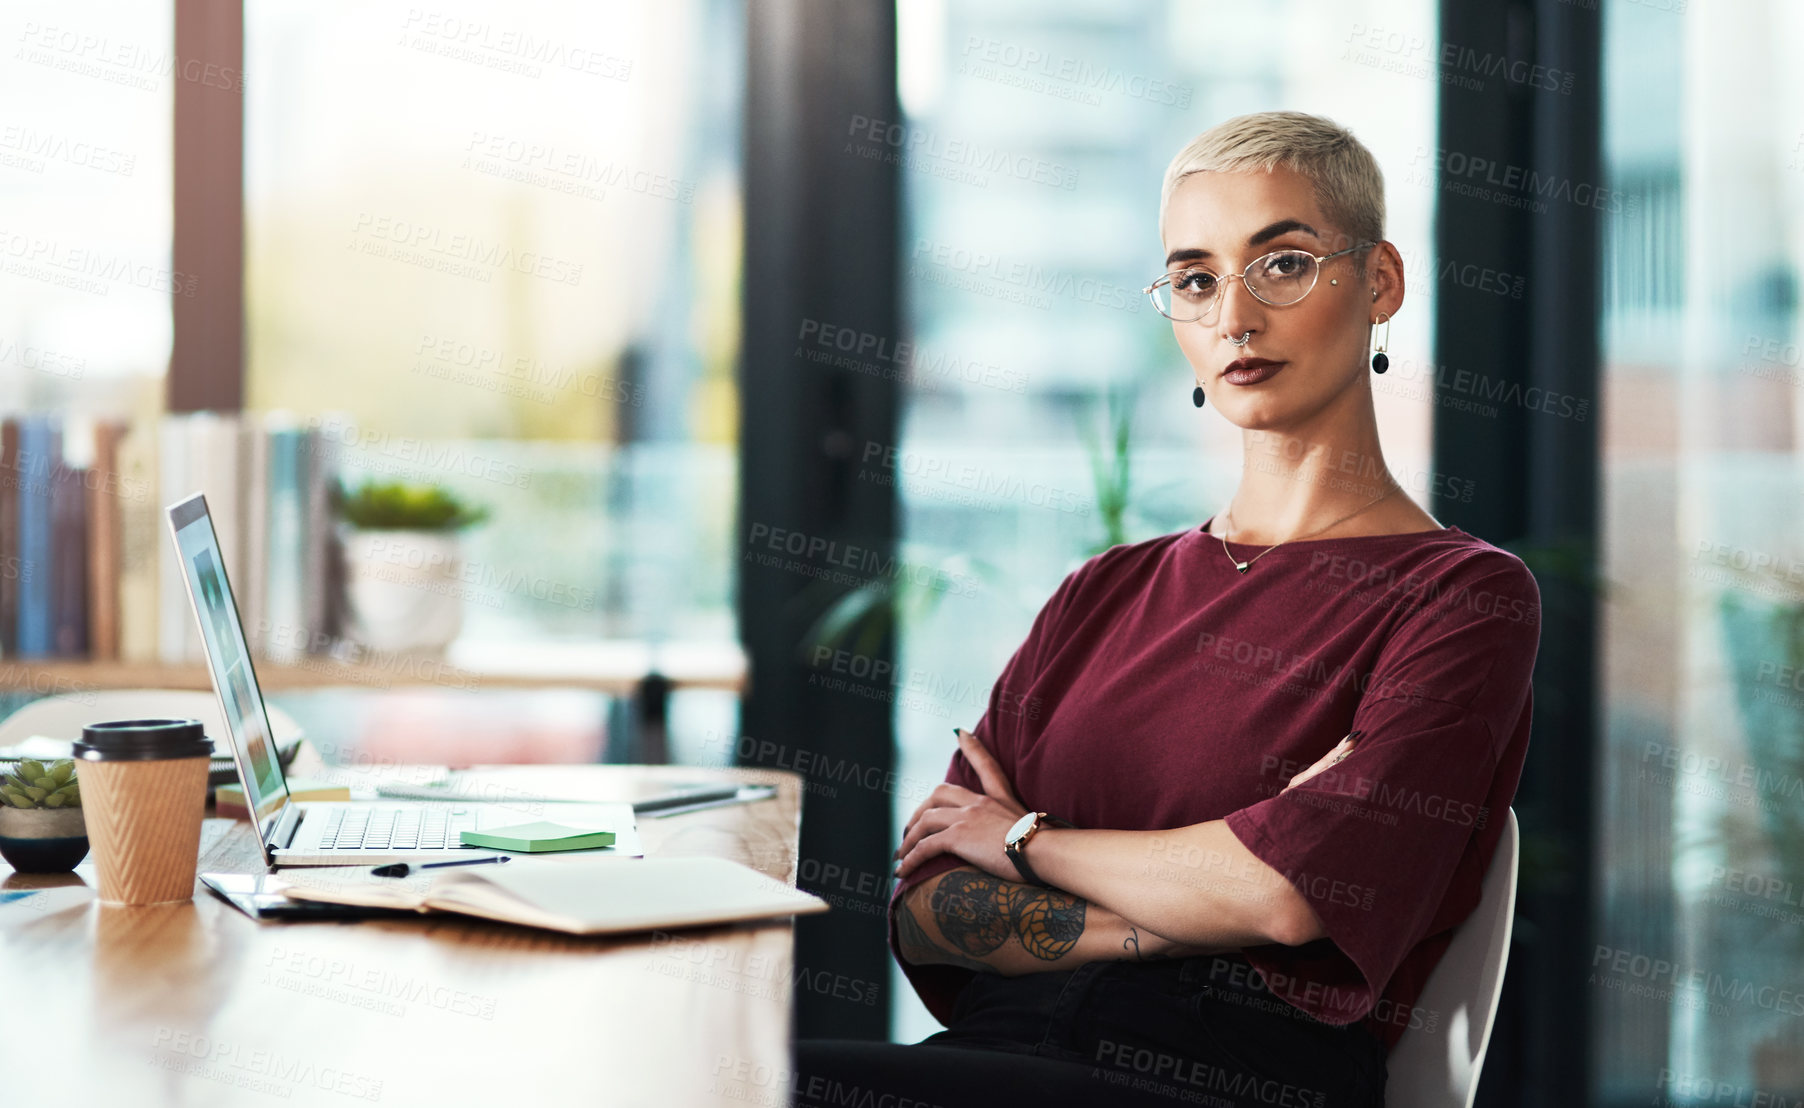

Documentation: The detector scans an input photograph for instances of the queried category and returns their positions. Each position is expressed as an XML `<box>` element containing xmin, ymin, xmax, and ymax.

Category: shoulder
<box><xmin>1442</xmin><ymin>530</ymin><xmax>1541</xmax><ymax>599</ymax></box>
<box><xmin>1396</xmin><ymin>528</ymin><xmax>1543</xmax><ymax>634</ymax></box>
<box><xmin>1054</xmin><ymin>529</ymin><xmax>1190</xmax><ymax>599</ymax></box>
<box><xmin>1022</xmin><ymin>530</ymin><xmax>1189</xmax><ymax>632</ymax></box>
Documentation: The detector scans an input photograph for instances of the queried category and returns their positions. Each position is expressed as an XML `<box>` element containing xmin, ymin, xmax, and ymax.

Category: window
<box><xmin>1598</xmin><ymin>0</ymin><xmax>1804</xmax><ymax>1097</ymax></box>
<box><xmin>241</xmin><ymin>0</ymin><xmax>743</xmax><ymax>761</ymax></box>
<box><xmin>889</xmin><ymin>0</ymin><xmax>1441</xmax><ymax>1041</ymax></box>
<box><xmin>0</xmin><ymin>0</ymin><xmax>174</xmax><ymax>421</ymax></box>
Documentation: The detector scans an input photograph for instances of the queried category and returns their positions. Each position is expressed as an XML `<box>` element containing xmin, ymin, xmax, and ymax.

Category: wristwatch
<box><xmin>1003</xmin><ymin>811</ymin><xmax>1072</xmax><ymax>887</ymax></box>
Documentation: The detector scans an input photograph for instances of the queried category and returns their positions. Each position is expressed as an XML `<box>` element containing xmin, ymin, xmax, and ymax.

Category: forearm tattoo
<box><xmin>1008</xmin><ymin>885</ymin><xmax>1086</xmax><ymax>960</ymax></box>
<box><xmin>895</xmin><ymin>892</ymin><xmax>993</xmax><ymax>974</ymax></box>
<box><xmin>895</xmin><ymin>868</ymin><xmax>1087</xmax><ymax>970</ymax></box>
<box><xmin>932</xmin><ymin>870</ymin><xmax>1015</xmax><ymax>957</ymax></box>
<box><xmin>1122</xmin><ymin>926</ymin><xmax>1172</xmax><ymax>962</ymax></box>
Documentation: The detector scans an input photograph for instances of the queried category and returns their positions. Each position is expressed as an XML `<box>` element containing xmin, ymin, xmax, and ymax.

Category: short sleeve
<box><xmin>886</xmin><ymin>553</ymin><xmax>1099</xmax><ymax>1025</ymax></box>
<box><xmin>1222</xmin><ymin>551</ymin><xmax>1541</xmax><ymax>1026</ymax></box>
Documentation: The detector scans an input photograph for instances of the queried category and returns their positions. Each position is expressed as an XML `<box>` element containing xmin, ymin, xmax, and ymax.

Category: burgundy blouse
<box><xmin>887</xmin><ymin>517</ymin><xmax>1541</xmax><ymax>1053</ymax></box>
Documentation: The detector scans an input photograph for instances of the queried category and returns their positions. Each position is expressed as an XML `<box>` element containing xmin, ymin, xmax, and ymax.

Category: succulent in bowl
<box><xmin>0</xmin><ymin>758</ymin><xmax>89</xmax><ymax>873</ymax></box>
<box><xmin>2</xmin><ymin>758</ymin><xmax>81</xmax><ymax>809</ymax></box>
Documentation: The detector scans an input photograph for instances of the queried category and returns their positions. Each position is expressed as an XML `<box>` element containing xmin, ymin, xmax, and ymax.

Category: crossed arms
<box><xmin>890</xmin><ymin>729</ymin><xmax>1353</xmax><ymax>976</ymax></box>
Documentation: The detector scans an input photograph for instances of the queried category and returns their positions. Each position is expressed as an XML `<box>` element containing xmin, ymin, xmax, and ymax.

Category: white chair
<box><xmin>0</xmin><ymin>689</ymin><xmax>303</xmax><ymax>753</ymax></box>
<box><xmin>1385</xmin><ymin>807</ymin><xmax>1520</xmax><ymax>1108</ymax></box>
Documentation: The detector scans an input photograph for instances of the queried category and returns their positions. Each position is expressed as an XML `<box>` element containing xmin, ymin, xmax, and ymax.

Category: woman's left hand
<box><xmin>893</xmin><ymin>728</ymin><xmax>1029</xmax><ymax>882</ymax></box>
<box><xmin>1283</xmin><ymin>731</ymin><xmax>1360</xmax><ymax>793</ymax></box>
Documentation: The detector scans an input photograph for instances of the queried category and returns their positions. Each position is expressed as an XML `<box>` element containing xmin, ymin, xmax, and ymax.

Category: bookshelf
<box><xmin>10</xmin><ymin>639</ymin><xmax>747</xmax><ymax>765</ymax></box>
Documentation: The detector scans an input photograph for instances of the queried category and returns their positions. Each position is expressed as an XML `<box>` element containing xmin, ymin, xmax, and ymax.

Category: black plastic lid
<box><xmin>73</xmin><ymin>719</ymin><xmax>214</xmax><ymax>762</ymax></box>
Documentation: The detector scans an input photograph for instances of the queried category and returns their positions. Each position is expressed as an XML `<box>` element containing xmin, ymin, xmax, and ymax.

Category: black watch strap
<box><xmin>1005</xmin><ymin>844</ymin><xmax>1046</xmax><ymax>887</ymax></box>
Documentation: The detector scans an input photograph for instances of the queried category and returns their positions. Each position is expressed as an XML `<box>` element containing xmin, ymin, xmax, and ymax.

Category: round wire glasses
<box><xmin>1143</xmin><ymin>241</ymin><xmax>1376</xmax><ymax>322</ymax></box>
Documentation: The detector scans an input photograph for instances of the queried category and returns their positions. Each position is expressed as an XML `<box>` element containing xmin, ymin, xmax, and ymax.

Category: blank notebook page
<box><xmin>425</xmin><ymin>855</ymin><xmax>828</xmax><ymax>934</ymax></box>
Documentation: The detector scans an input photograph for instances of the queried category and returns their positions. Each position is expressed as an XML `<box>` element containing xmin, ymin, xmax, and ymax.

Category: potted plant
<box><xmin>0</xmin><ymin>758</ymin><xmax>88</xmax><ymax>873</ymax></box>
<box><xmin>332</xmin><ymin>478</ymin><xmax>490</xmax><ymax>655</ymax></box>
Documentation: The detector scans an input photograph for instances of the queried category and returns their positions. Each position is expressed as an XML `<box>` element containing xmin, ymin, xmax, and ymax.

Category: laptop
<box><xmin>167</xmin><ymin>492</ymin><xmax>640</xmax><ymax>868</ymax></box>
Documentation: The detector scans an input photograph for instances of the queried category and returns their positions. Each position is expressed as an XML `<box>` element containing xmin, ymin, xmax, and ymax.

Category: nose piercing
<box><xmin>1228</xmin><ymin>332</ymin><xmax>1252</xmax><ymax>347</ymax></box>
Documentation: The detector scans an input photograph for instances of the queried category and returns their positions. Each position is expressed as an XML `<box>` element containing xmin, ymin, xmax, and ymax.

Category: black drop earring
<box><xmin>1371</xmin><ymin>312</ymin><xmax>1391</xmax><ymax>374</ymax></box>
<box><xmin>1192</xmin><ymin>385</ymin><xmax>1206</xmax><ymax>408</ymax></box>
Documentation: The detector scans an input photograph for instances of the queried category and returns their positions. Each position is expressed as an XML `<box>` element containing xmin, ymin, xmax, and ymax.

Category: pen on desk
<box><xmin>632</xmin><ymin>784</ymin><xmax>743</xmax><ymax>813</ymax></box>
<box><xmin>370</xmin><ymin>856</ymin><xmax>512</xmax><ymax>878</ymax></box>
<box><xmin>636</xmin><ymin>784</ymin><xmax>778</xmax><ymax>818</ymax></box>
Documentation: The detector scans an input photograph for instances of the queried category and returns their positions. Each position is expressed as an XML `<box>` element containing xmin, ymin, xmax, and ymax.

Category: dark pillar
<box><xmin>740</xmin><ymin>0</ymin><xmax>901</xmax><ymax>1040</ymax></box>
<box><xmin>1433</xmin><ymin>3</ymin><xmax>1602</xmax><ymax>1104</ymax></box>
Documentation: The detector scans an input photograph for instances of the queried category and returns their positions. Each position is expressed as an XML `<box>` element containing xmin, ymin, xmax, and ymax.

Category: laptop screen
<box><xmin>168</xmin><ymin>493</ymin><xmax>291</xmax><ymax>839</ymax></box>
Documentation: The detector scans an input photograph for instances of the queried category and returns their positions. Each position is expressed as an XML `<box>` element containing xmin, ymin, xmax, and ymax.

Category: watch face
<box><xmin>1006</xmin><ymin>811</ymin><xmax>1038</xmax><ymax>844</ymax></box>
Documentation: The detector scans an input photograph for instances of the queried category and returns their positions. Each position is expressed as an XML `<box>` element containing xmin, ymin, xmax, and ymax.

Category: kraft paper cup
<box><xmin>73</xmin><ymin>719</ymin><xmax>213</xmax><ymax>905</ymax></box>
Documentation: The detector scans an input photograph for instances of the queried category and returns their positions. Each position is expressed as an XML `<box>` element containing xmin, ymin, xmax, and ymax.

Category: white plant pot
<box><xmin>341</xmin><ymin>528</ymin><xmax>465</xmax><ymax>654</ymax></box>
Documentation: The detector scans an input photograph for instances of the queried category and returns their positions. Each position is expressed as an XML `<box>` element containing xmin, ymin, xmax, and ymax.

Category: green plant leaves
<box><xmin>331</xmin><ymin>478</ymin><xmax>490</xmax><ymax>531</ymax></box>
<box><xmin>1</xmin><ymin>758</ymin><xmax>80</xmax><ymax>809</ymax></box>
<box><xmin>1077</xmin><ymin>384</ymin><xmax>1135</xmax><ymax>557</ymax></box>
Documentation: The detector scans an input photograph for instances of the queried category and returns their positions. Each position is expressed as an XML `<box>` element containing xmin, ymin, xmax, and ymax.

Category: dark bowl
<box><xmin>0</xmin><ymin>832</ymin><xmax>90</xmax><ymax>874</ymax></box>
<box><xmin>0</xmin><ymin>806</ymin><xmax>91</xmax><ymax>873</ymax></box>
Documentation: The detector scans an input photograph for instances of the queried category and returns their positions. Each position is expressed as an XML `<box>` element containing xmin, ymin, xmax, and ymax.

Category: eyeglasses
<box><xmin>1142</xmin><ymin>241</ymin><xmax>1377</xmax><ymax>323</ymax></box>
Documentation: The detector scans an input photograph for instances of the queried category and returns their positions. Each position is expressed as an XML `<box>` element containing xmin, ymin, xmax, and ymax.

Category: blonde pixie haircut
<box><xmin>1159</xmin><ymin>111</ymin><xmax>1385</xmax><ymax>272</ymax></box>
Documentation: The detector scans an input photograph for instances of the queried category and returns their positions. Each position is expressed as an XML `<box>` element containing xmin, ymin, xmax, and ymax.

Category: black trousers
<box><xmin>792</xmin><ymin>952</ymin><xmax>1388</xmax><ymax>1108</ymax></box>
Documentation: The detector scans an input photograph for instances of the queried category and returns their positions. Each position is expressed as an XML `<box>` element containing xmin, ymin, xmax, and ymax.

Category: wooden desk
<box><xmin>0</xmin><ymin>765</ymin><xmax>809</xmax><ymax>1107</ymax></box>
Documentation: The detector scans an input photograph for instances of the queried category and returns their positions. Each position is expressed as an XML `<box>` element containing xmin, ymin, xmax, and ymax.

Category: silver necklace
<box><xmin>1213</xmin><ymin>482</ymin><xmax>1400</xmax><ymax>574</ymax></box>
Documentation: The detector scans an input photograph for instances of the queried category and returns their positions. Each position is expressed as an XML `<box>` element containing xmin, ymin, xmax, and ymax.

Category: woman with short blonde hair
<box><xmin>796</xmin><ymin>110</ymin><xmax>1540</xmax><ymax>1108</ymax></box>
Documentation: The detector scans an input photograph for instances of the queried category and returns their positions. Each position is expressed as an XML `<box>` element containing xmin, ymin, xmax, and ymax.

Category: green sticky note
<box><xmin>459</xmin><ymin>821</ymin><xmax>618</xmax><ymax>852</ymax></box>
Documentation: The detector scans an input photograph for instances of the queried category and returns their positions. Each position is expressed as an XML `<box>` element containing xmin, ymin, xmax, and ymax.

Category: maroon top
<box><xmin>887</xmin><ymin>517</ymin><xmax>1541</xmax><ymax>1053</ymax></box>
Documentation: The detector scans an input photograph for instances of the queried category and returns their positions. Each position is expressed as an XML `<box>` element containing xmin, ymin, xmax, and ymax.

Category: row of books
<box><xmin>0</xmin><ymin>412</ymin><xmax>348</xmax><ymax>667</ymax></box>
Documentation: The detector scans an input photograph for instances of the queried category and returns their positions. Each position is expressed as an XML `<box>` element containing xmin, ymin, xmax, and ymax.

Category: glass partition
<box><xmin>1598</xmin><ymin>0</ymin><xmax>1804</xmax><ymax>1100</ymax></box>
<box><xmin>889</xmin><ymin>0</ymin><xmax>1440</xmax><ymax>1042</ymax></box>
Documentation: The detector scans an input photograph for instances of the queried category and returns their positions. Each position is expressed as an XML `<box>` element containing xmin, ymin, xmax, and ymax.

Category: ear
<box><xmin>1366</xmin><ymin>241</ymin><xmax>1406</xmax><ymax>323</ymax></box>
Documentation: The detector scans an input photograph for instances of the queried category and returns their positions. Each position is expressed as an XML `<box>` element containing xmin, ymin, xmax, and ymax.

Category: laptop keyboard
<box><xmin>315</xmin><ymin>808</ymin><xmax>478</xmax><ymax>851</ymax></box>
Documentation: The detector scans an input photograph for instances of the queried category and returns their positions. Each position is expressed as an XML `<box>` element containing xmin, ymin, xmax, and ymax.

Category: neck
<box><xmin>1221</xmin><ymin>387</ymin><xmax>1399</xmax><ymax>546</ymax></box>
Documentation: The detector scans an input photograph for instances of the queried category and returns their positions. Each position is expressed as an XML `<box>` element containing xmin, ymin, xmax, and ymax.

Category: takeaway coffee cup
<box><xmin>73</xmin><ymin>719</ymin><xmax>213</xmax><ymax>905</ymax></box>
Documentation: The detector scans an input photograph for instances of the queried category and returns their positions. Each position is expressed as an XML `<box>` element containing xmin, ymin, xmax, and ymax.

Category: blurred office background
<box><xmin>4</xmin><ymin>0</ymin><xmax>1803</xmax><ymax>1103</ymax></box>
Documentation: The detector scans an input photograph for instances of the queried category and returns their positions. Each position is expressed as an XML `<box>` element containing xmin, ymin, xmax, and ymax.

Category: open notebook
<box><xmin>279</xmin><ymin>855</ymin><xmax>829</xmax><ymax>935</ymax></box>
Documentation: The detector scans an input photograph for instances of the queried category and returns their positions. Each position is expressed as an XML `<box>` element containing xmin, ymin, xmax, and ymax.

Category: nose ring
<box><xmin>1228</xmin><ymin>332</ymin><xmax>1252</xmax><ymax>347</ymax></box>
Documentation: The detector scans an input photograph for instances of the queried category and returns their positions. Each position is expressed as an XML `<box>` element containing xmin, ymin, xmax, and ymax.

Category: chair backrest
<box><xmin>0</xmin><ymin>689</ymin><xmax>304</xmax><ymax>753</ymax></box>
<box><xmin>1385</xmin><ymin>807</ymin><xmax>1520</xmax><ymax>1108</ymax></box>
